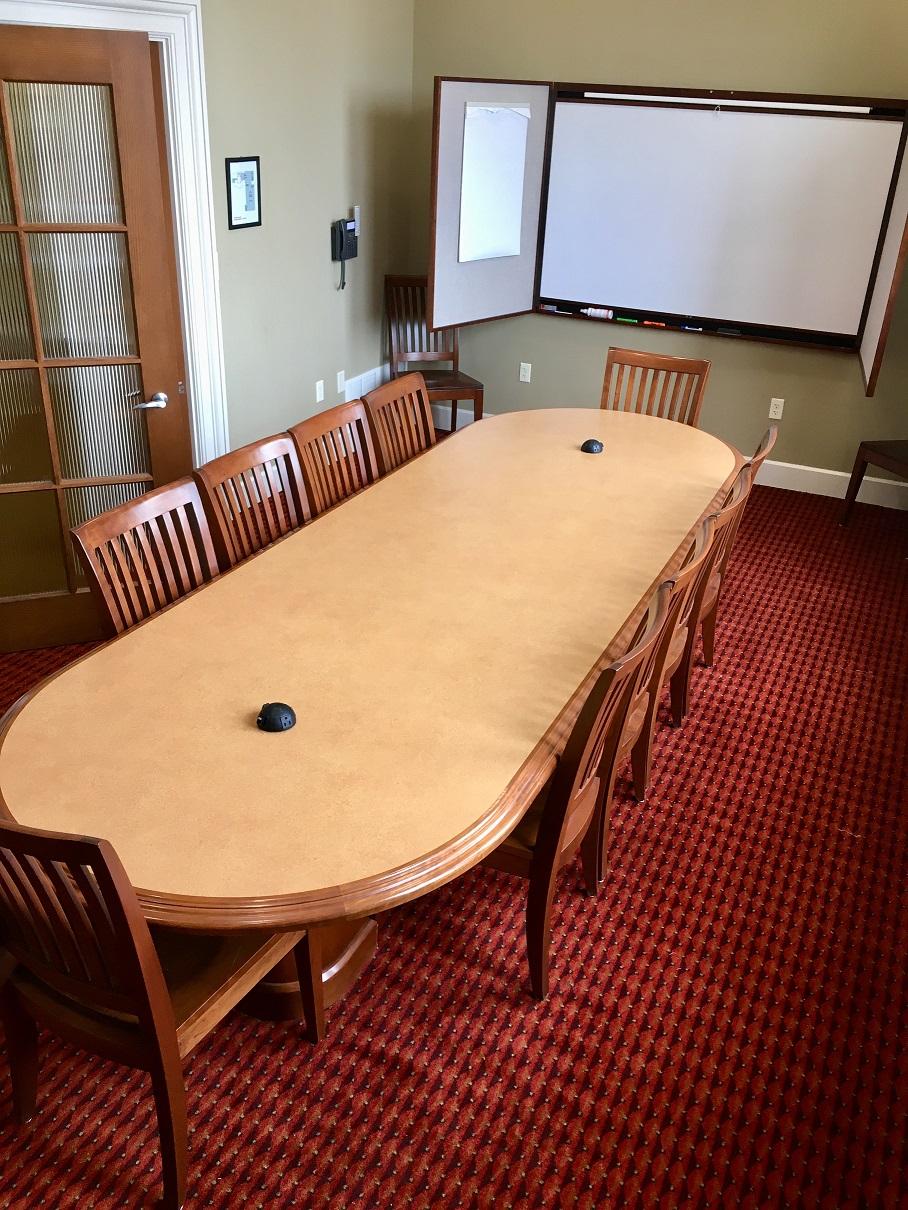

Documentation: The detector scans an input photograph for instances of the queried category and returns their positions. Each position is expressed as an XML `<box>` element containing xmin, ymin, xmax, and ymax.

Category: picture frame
<box><xmin>226</xmin><ymin>156</ymin><xmax>261</xmax><ymax>229</ymax></box>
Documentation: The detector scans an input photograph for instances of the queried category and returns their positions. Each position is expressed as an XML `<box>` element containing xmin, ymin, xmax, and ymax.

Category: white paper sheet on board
<box><xmin>458</xmin><ymin>104</ymin><xmax>530</xmax><ymax>263</ymax></box>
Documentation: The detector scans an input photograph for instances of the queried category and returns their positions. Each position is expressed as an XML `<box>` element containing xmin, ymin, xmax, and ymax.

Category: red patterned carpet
<box><xmin>0</xmin><ymin>486</ymin><xmax>906</xmax><ymax>1208</ymax></box>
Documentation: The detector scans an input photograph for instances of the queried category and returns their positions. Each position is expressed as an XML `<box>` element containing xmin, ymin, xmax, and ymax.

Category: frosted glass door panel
<box><xmin>0</xmin><ymin>139</ymin><xmax>12</xmax><ymax>224</ymax></box>
<box><xmin>0</xmin><ymin>370</ymin><xmax>52</xmax><ymax>483</ymax></box>
<box><xmin>459</xmin><ymin>104</ymin><xmax>530</xmax><ymax>262</ymax></box>
<box><xmin>49</xmin><ymin>364</ymin><xmax>150</xmax><ymax>480</ymax></box>
<box><xmin>30</xmin><ymin>232</ymin><xmax>137</xmax><ymax>359</ymax></box>
<box><xmin>6</xmin><ymin>82</ymin><xmax>124</xmax><ymax>224</ymax></box>
<box><xmin>0</xmin><ymin>491</ymin><xmax>68</xmax><ymax>596</ymax></box>
<box><xmin>0</xmin><ymin>234</ymin><xmax>34</xmax><ymax>359</ymax></box>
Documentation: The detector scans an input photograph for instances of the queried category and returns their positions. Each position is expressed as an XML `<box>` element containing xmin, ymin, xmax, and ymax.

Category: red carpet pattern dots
<box><xmin>0</xmin><ymin>486</ymin><xmax>905</xmax><ymax>1208</ymax></box>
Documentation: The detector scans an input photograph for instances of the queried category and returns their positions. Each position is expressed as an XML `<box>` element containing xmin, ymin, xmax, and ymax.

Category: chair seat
<box><xmin>151</xmin><ymin>927</ymin><xmax>302</xmax><ymax>1054</ymax></box>
<box><xmin>12</xmin><ymin>928</ymin><xmax>302</xmax><ymax>1061</ymax></box>
<box><xmin>421</xmin><ymin>369</ymin><xmax>484</xmax><ymax>394</ymax></box>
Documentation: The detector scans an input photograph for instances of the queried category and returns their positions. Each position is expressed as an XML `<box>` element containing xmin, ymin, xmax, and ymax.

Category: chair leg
<box><xmin>670</xmin><ymin>637</ymin><xmax>697</xmax><ymax>726</ymax></box>
<box><xmin>840</xmin><ymin>447</ymin><xmax>869</xmax><ymax>526</ymax></box>
<box><xmin>579</xmin><ymin>830</ymin><xmax>598</xmax><ymax>896</ymax></box>
<box><xmin>149</xmin><ymin>1052</ymin><xmax>188</xmax><ymax>1210</ymax></box>
<box><xmin>293</xmin><ymin>929</ymin><xmax>326</xmax><ymax>1044</ymax></box>
<box><xmin>581</xmin><ymin>758</ymin><xmax>622</xmax><ymax>890</ymax></box>
<box><xmin>450</xmin><ymin>400</ymin><xmax>458</xmax><ymax>434</ymax></box>
<box><xmin>631</xmin><ymin>696</ymin><xmax>658</xmax><ymax>803</ymax></box>
<box><xmin>525</xmin><ymin>872</ymin><xmax>557</xmax><ymax>1001</ymax></box>
<box><xmin>700</xmin><ymin>602</ymin><xmax>718</xmax><ymax>668</ymax></box>
<box><xmin>473</xmin><ymin>388</ymin><xmax>484</xmax><ymax>422</ymax></box>
<box><xmin>0</xmin><ymin>984</ymin><xmax>38</xmax><ymax>1124</ymax></box>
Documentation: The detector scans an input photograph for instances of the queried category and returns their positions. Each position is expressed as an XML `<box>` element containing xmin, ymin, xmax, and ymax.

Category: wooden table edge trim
<box><xmin>0</xmin><ymin>432</ymin><xmax>743</xmax><ymax>931</ymax></box>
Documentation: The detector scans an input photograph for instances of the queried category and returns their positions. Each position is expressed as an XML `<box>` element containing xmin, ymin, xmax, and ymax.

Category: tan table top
<box><xmin>0</xmin><ymin>410</ymin><xmax>738</xmax><ymax>928</ymax></box>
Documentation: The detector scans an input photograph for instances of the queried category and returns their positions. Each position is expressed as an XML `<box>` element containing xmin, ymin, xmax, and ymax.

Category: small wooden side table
<box><xmin>840</xmin><ymin>440</ymin><xmax>908</xmax><ymax>525</ymax></box>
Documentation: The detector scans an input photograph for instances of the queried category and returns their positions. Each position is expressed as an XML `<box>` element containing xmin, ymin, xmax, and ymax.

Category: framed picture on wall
<box><xmin>226</xmin><ymin>156</ymin><xmax>261</xmax><ymax>229</ymax></box>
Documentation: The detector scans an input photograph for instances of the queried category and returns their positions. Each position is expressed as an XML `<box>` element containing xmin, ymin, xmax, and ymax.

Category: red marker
<box><xmin>643</xmin><ymin>320</ymin><xmax>666</xmax><ymax>327</ymax></box>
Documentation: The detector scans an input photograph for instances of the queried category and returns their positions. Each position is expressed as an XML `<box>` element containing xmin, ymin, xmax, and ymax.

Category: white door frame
<box><xmin>0</xmin><ymin>0</ymin><xmax>230</xmax><ymax>465</ymax></box>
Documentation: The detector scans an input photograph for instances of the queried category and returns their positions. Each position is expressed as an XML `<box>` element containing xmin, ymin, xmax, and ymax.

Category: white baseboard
<box><xmin>756</xmin><ymin>458</ymin><xmax>908</xmax><ymax>510</ymax></box>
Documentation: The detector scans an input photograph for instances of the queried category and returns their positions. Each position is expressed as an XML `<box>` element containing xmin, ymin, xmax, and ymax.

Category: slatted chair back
<box><xmin>600</xmin><ymin>347</ymin><xmax>711</xmax><ymax>427</ymax></box>
<box><xmin>71</xmin><ymin>478</ymin><xmax>218</xmax><ymax>636</ymax></box>
<box><xmin>0</xmin><ymin>819</ymin><xmax>174</xmax><ymax>1032</ymax></box>
<box><xmin>665</xmin><ymin>515</ymin><xmax>718</xmax><ymax>645</ymax></box>
<box><xmin>386</xmin><ymin>275</ymin><xmax>457</xmax><ymax>375</ymax></box>
<box><xmin>715</xmin><ymin>426</ymin><xmax>776</xmax><ymax>566</ymax></box>
<box><xmin>710</xmin><ymin>464</ymin><xmax>754</xmax><ymax>581</ymax></box>
<box><xmin>364</xmin><ymin>372</ymin><xmax>436</xmax><ymax>474</ymax></box>
<box><xmin>537</xmin><ymin>583</ymin><xmax>672</xmax><ymax>864</ymax></box>
<box><xmin>193</xmin><ymin>435</ymin><xmax>311</xmax><ymax>568</ymax></box>
<box><xmin>749</xmin><ymin>424</ymin><xmax>778</xmax><ymax>480</ymax></box>
<box><xmin>289</xmin><ymin>400</ymin><xmax>380</xmax><ymax>517</ymax></box>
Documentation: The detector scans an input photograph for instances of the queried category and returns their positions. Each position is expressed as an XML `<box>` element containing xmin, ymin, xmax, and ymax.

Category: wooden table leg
<box><xmin>840</xmin><ymin>444</ymin><xmax>869</xmax><ymax>526</ymax></box>
<box><xmin>241</xmin><ymin>917</ymin><xmax>378</xmax><ymax>1025</ymax></box>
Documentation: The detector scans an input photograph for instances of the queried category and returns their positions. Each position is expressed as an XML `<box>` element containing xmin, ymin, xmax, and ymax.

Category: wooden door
<box><xmin>0</xmin><ymin>27</ymin><xmax>192</xmax><ymax>652</ymax></box>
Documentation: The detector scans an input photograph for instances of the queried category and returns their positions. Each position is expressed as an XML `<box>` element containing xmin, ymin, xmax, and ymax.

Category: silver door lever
<box><xmin>133</xmin><ymin>392</ymin><xmax>168</xmax><ymax>410</ymax></box>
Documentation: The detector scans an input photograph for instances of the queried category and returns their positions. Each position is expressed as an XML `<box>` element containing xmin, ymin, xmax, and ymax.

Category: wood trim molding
<box><xmin>0</xmin><ymin>0</ymin><xmax>230</xmax><ymax>465</ymax></box>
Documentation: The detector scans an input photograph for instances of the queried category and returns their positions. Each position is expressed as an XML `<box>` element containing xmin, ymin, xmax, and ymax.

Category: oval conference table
<box><xmin>0</xmin><ymin>409</ymin><xmax>740</xmax><ymax>1018</ymax></box>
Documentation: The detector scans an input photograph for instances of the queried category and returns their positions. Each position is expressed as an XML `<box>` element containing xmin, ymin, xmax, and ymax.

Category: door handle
<box><xmin>133</xmin><ymin>392</ymin><xmax>168</xmax><ymax>410</ymax></box>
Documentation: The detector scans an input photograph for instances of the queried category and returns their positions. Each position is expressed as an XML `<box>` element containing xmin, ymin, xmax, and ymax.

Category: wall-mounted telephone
<box><xmin>330</xmin><ymin>218</ymin><xmax>358</xmax><ymax>289</ymax></box>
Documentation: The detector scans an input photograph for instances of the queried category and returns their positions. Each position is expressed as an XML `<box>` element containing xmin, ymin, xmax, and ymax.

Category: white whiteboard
<box><xmin>540</xmin><ymin>102</ymin><xmax>904</xmax><ymax>335</ymax></box>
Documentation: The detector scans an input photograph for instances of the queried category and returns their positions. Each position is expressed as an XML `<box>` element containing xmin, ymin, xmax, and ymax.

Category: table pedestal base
<box><xmin>242</xmin><ymin>917</ymin><xmax>378</xmax><ymax>1022</ymax></box>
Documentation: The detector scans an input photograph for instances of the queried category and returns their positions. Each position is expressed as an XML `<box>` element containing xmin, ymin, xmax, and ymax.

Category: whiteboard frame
<box><xmin>537</xmin><ymin>85</ymin><xmax>908</xmax><ymax>352</ymax></box>
<box><xmin>859</xmin><ymin>128</ymin><xmax>908</xmax><ymax>394</ymax></box>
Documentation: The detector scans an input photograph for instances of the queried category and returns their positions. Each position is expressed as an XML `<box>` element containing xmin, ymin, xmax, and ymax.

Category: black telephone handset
<box><xmin>330</xmin><ymin>218</ymin><xmax>358</xmax><ymax>288</ymax></box>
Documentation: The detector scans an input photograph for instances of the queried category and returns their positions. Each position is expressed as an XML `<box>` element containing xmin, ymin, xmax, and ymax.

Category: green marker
<box><xmin>615</xmin><ymin>316</ymin><xmax>638</xmax><ymax>324</ymax></box>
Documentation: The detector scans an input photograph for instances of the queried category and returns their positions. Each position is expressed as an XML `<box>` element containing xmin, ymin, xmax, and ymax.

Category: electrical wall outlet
<box><xmin>315</xmin><ymin>379</ymin><xmax>325</xmax><ymax>404</ymax></box>
<box><xmin>337</xmin><ymin>370</ymin><xmax>345</xmax><ymax>394</ymax></box>
<box><xmin>519</xmin><ymin>361</ymin><xmax>532</xmax><ymax>383</ymax></box>
<box><xmin>769</xmin><ymin>397</ymin><xmax>784</xmax><ymax>420</ymax></box>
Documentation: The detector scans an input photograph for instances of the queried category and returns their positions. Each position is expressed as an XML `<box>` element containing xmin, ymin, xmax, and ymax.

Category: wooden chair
<box><xmin>0</xmin><ymin>819</ymin><xmax>324</xmax><ymax>1209</ymax></box>
<box><xmin>840</xmin><ymin>439</ymin><xmax>908</xmax><ymax>526</ymax></box>
<box><xmin>482</xmin><ymin>583</ymin><xmax>671</xmax><ymax>1000</ymax></box>
<box><xmin>700</xmin><ymin>425</ymin><xmax>778</xmax><ymax>666</ymax></box>
<box><xmin>288</xmin><ymin>400</ymin><xmax>380</xmax><ymax>518</ymax></box>
<box><xmin>385</xmin><ymin>275</ymin><xmax>484</xmax><ymax>434</ymax></box>
<box><xmin>71</xmin><ymin>478</ymin><xmax>219</xmax><ymax>636</ymax></box>
<box><xmin>364</xmin><ymin>372</ymin><xmax>436</xmax><ymax>474</ymax></box>
<box><xmin>600</xmin><ymin>347</ymin><xmax>711</xmax><ymax>427</ymax></box>
<box><xmin>668</xmin><ymin>465</ymin><xmax>753</xmax><ymax>725</ymax></box>
<box><xmin>193</xmin><ymin>434</ymin><xmax>311</xmax><ymax>568</ymax></box>
<box><xmin>629</xmin><ymin>515</ymin><xmax>717</xmax><ymax>800</ymax></box>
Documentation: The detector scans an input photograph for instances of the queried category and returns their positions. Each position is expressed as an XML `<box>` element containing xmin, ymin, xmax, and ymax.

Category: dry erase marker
<box><xmin>540</xmin><ymin>304</ymin><xmax>572</xmax><ymax>315</ymax></box>
<box><xmin>682</xmin><ymin>325</ymin><xmax>704</xmax><ymax>332</ymax></box>
<box><xmin>643</xmin><ymin>321</ymin><xmax>666</xmax><ymax>327</ymax></box>
<box><xmin>718</xmin><ymin>327</ymin><xmax>741</xmax><ymax>336</ymax></box>
<box><xmin>615</xmin><ymin>316</ymin><xmax>638</xmax><ymax>324</ymax></box>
